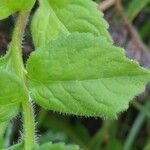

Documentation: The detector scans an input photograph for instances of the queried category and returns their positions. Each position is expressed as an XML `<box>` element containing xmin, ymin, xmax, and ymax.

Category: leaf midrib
<box><xmin>28</xmin><ymin>73</ymin><xmax>150</xmax><ymax>84</ymax></box>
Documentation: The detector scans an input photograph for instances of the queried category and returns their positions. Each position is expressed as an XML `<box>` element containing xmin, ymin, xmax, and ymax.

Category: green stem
<box><xmin>11</xmin><ymin>11</ymin><xmax>35</xmax><ymax>150</ymax></box>
<box><xmin>11</xmin><ymin>11</ymin><xmax>28</xmax><ymax>80</ymax></box>
<box><xmin>22</xmin><ymin>100</ymin><xmax>35</xmax><ymax>150</ymax></box>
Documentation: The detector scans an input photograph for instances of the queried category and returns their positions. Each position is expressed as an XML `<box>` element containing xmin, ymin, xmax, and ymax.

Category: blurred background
<box><xmin>0</xmin><ymin>0</ymin><xmax>150</xmax><ymax>149</ymax></box>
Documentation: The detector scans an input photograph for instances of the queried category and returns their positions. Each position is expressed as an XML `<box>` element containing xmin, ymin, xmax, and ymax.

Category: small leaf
<box><xmin>27</xmin><ymin>33</ymin><xmax>150</xmax><ymax>118</ymax></box>
<box><xmin>32</xmin><ymin>142</ymin><xmax>79</xmax><ymax>150</ymax></box>
<box><xmin>0</xmin><ymin>0</ymin><xmax>36</xmax><ymax>20</ymax></box>
<box><xmin>31</xmin><ymin>0</ymin><xmax>69</xmax><ymax>48</ymax></box>
<box><xmin>48</xmin><ymin>0</ymin><xmax>112</xmax><ymax>43</ymax></box>
<box><xmin>0</xmin><ymin>70</ymin><xmax>28</xmax><ymax>105</ymax></box>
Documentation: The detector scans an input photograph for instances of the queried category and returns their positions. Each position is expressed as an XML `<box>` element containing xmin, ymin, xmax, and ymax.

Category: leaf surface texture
<box><xmin>31</xmin><ymin>0</ymin><xmax>69</xmax><ymax>48</ymax></box>
<box><xmin>31</xmin><ymin>0</ymin><xmax>112</xmax><ymax>48</ymax></box>
<box><xmin>48</xmin><ymin>0</ymin><xmax>112</xmax><ymax>42</ymax></box>
<box><xmin>27</xmin><ymin>33</ymin><xmax>150</xmax><ymax>118</ymax></box>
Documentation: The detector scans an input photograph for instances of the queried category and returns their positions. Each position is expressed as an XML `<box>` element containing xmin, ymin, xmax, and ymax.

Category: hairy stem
<box><xmin>11</xmin><ymin>11</ymin><xmax>29</xmax><ymax>80</ymax></box>
<box><xmin>22</xmin><ymin>100</ymin><xmax>35</xmax><ymax>150</ymax></box>
<box><xmin>11</xmin><ymin>11</ymin><xmax>35</xmax><ymax>149</ymax></box>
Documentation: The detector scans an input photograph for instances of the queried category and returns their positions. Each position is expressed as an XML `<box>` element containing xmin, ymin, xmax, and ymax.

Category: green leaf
<box><xmin>27</xmin><ymin>33</ymin><xmax>150</xmax><ymax>118</ymax></box>
<box><xmin>48</xmin><ymin>0</ymin><xmax>112</xmax><ymax>43</ymax></box>
<box><xmin>126</xmin><ymin>0</ymin><xmax>150</xmax><ymax>22</ymax></box>
<box><xmin>0</xmin><ymin>70</ymin><xmax>27</xmax><ymax>123</ymax></box>
<box><xmin>0</xmin><ymin>104</ymin><xmax>19</xmax><ymax>123</ymax></box>
<box><xmin>31</xmin><ymin>0</ymin><xmax>112</xmax><ymax>48</ymax></box>
<box><xmin>31</xmin><ymin>0</ymin><xmax>69</xmax><ymax>48</ymax></box>
<box><xmin>0</xmin><ymin>0</ymin><xmax>36</xmax><ymax>20</ymax></box>
<box><xmin>0</xmin><ymin>37</ymin><xmax>25</xmax><ymax>124</ymax></box>
<box><xmin>0</xmin><ymin>55</ymin><xmax>20</xmax><ymax>121</ymax></box>
<box><xmin>32</xmin><ymin>142</ymin><xmax>79</xmax><ymax>150</ymax></box>
<box><xmin>0</xmin><ymin>70</ymin><xmax>28</xmax><ymax>105</ymax></box>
